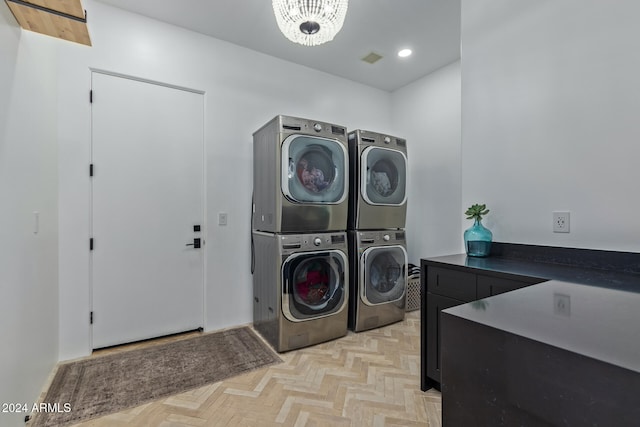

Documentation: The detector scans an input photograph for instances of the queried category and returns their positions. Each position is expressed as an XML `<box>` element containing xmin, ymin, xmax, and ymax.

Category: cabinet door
<box><xmin>476</xmin><ymin>275</ymin><xmax>538</xmax><ymax>299</ymax></box>
<box><xmin>427</xmin><ymin>266</ymin><xmax>477</xmax><ymax>301</ymax></box>
<box><xmin>425</xmin><ymin>293</ymin><xmax>466</xmax><ymax>390</ymax></box>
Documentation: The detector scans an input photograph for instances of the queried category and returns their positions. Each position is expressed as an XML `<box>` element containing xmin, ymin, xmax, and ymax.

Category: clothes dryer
<box><xmin>252</xmin><ymin>231</ymin><xmax>349</xmax><ymax>352</ymax></box>
<box><xmin>253</xmin><ymin>115</ymin><xmax>349</xmax><ymax>233</ymax></box>
<box><xmin>348</xmin><ymin>230</ymin><xmax>407</xmax><ymax>332</ymax></box>
<box><xmin>348</xmin><ymin>130</ymin><xmax>407</xmax><ymax>230</ymax></box>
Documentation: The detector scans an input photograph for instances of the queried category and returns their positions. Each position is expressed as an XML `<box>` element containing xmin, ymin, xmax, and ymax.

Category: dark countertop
<box><xmin>424</xmin><ymin>252</ymin><xmax>640</xmax><ymax>373</ymax></box>
<box><xmin>444</xmin><ymin>279</ymin><xmax>640</xmax><ymax>373</ymax></box>
<box><xmin>425</xmin><ymin>253</ymin><xmax>640</xmax><ymax>291</ymax></box>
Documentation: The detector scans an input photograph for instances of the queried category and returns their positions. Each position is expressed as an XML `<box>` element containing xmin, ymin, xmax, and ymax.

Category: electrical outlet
<box><xmin>553</xmin><ymin>293</ymin><xmax>571</xmax><ymax>316</ymax></box>
<box><xmin>553</xmin><ymin>211</ymin><xmax>570</xmax><ymax>233</ymax></box>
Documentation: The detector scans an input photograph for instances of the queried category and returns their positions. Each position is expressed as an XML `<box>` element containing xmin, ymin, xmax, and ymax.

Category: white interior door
<box><xmin>91</xmin><ymin>72</ymin><xmax>204</xmax><ymax>349</ymax></box>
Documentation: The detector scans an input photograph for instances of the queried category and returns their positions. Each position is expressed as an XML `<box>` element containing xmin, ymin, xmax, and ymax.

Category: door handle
<box><xmin>186</xmin><ymin>238</ymin><xmax>201</xmax><ymax>249</ymax></box>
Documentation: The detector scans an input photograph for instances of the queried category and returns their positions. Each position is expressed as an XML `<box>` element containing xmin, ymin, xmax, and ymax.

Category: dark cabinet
<box><xmin>427</xmin><ymin>267</ymin><xmax>476</xmax><ymax>301</ymax></box>
<box><xmin>425</xmin><ymin>293</ymin><xmax>465</xmax><ymax>391</ymax></box>
<box><xmin>421</xmin><ymin>260</ymin><xmax>545</xmax><ymax>391</ymax></box>
<box><xmin>476</xmin><ymin>275</ymin><xmax>532</xmax><ymax>299</ymax></box>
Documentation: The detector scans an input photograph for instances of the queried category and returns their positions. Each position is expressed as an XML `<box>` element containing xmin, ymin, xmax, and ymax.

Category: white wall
<box><xmin>58</xmin><ymin>0</ymin><xmax>392</xmax><ymax>360</ymax></box>
<box><xmin>6</xmin><ymin>0</ymin><xmax>638</xmax><ymax>402</ymax></box>
<box><xmin>0</xmin><ymin>5</ymin><xmax>59</xmax><ymax>424</ymax></box>
<box><xmin>461</xmin><ymin>0</ymin><xmax>640</xmax><ymax>251</ymax></box>
<box><xmin>391</xmin><ymin>61</ymin><xmax>462</xmax><ymax>262</ymax></box>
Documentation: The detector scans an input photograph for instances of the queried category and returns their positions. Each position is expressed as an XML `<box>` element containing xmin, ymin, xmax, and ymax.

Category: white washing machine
<box><xmin>252</xmin><ymin>231</ymin><xmax>349</xmax><ymax>352</ymax></box>
<box><xmin>348</xmin><ymin>230</ymin><xmax>407</xmax><ymax>332</ymax></box>
<box><xmin>348</xmin><ymin>130</ymin><xmax>407</xmax><ymax>230</ymax></box>
<box><xmin>253</xmin><ymin>115</ymin><xmax>349</xmax><ymax>233</ymax></box>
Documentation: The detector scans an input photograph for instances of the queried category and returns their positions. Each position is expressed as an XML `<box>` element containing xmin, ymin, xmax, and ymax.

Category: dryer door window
<box><xmin>282</xmin><ymin>135</ymin><xmax>348</xmax><ymax>204</ymax></box>
<box><xmin>361</xmin><ymin>146</ymin><xmax>407</xmax><ymax>206</ymax></box>
<box><xmin>361</xmin><ymin>245</ymin><xmax>407</xmax><ymax>306</ymax></box>
<box><xmin>282</xmin><ymin>250</ymin><xmax>347</xmax><ymax>322</ymax></box>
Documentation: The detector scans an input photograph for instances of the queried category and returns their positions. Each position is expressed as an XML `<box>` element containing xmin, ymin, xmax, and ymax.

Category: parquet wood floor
<box><xmin>56</xmin><ymin>311</ymin><xmax>441</xmax><ymax>426</ymax></box>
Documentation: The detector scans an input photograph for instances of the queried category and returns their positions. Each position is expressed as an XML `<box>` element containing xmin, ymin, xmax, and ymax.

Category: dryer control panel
<box><xmin>278</xmin><ymin>115</ymin><xmax>347</xmax><ymax>141</ymax></box>
<box><xmin>348</xmin><ymin>129</ymin><xmax>407</xmax><ymax>149</ymax></box>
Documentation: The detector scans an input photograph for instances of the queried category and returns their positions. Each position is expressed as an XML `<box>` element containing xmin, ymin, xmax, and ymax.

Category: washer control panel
<box><xmin>357</xmin><ymin>230</ymin><xmax>406</xmax><ymax>245</ymax></box>
<box><xmin>280</xmin><ymin>232</ymin><xmax>347</xmax><ymax>253</ymax></box>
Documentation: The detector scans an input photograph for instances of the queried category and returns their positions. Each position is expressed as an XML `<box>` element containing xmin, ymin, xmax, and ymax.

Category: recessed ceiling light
<box><xmin>398</xmin><ymin>48</ymin><xmax>412</xmax><ymax>58</ymax></box>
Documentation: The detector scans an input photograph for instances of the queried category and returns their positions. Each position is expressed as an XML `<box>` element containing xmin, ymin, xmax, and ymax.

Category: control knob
<box><xmin>313</xmin><ymin>237</ymin><xmax>322</xmax><ymax>246</ymax></box>
<box><xmin>313</xmin><ymin>123</ymin><xmax>322</xmax><ymax>132</ymax></box>
<box><xmin>383</xmin><ymin>234</ymin><xmax>390</xmax><ymax>242</ymax></box>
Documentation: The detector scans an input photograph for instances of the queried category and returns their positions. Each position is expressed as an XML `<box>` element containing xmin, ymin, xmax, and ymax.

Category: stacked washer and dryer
<box><xmin>251</xmin><ymin>116</ymin><xmax>409</xmax><ymax>352</ymax></box>
<box><xmin>347</xmin><ymin>130</ymin><xmax>409</xmax><ymax>332</ymax></box>
<box><xmin>252</xmin><ymin>115</ymin><xmax>351</xmax><ymax>352</ymax></box>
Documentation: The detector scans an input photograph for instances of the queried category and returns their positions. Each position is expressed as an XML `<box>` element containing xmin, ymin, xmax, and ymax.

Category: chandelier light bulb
<box><xmin>272</xmin><ymin>0</ymin><xmax>349</xmax><ymax>46</ymax></box>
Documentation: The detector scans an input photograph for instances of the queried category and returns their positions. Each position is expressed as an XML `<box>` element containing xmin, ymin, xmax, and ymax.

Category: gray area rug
<box><xmin>32</xmin><ymin>327</ymin><xmax>281</xmax><ymax>427</ymax></box>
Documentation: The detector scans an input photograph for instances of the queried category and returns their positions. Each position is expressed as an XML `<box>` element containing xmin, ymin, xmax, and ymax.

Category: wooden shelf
<box><xmin>5</xmin><ymin>0</ymin><xmax>91</xmax><ymax>46</ymax></box>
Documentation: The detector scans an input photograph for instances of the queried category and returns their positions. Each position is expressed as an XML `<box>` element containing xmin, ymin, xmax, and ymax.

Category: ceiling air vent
<box><xmin>361</xmin><ymin>52</ymin><xmax>383</xmax><ymax>64</ymax></box>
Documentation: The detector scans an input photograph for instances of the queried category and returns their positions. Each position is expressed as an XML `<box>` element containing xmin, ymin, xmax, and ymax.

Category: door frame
<box><xmin>88</xmin><ymin>68</ymin><xmax>207</xmax><ymax>348</ymax></box>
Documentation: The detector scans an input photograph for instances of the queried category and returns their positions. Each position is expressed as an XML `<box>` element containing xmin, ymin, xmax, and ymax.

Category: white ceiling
<box><xmin>94</xmin><ymin>0</ymin><xmax>461</xmax><ymax>92</ymax></box>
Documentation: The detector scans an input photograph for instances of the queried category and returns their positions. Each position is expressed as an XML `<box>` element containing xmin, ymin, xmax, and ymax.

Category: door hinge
<box><xmin>90</xmin><ymin>311</ymin><xmax>93</xmax><ymax>324</ymax></box>
<box><xmin>90</xmin><ymin>163</ymin><xmax>94</xmax><ymax>177</ymax></box>
<box><xmin>90</xmin><ymin>90</ymin><xmax>93</xmax><ymax>103</ymax></box>
<box><xmin>90</xmin><ymin>238</ymin><xmax>94</xmax><ymax>250</ymax></box>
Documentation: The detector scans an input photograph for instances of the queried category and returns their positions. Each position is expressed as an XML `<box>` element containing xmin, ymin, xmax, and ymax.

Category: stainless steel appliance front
<box><xmin>348</xmin><ymin>230</ymin><xmax>407</xmax><ymax>332</ymax></box>
<box><xmin>252</xmin><ymin>231</ymin><xmax>349</xmax><ymax>352</ymax></box>
<box><xmin>253</xmin><ymin>115</ymin><xmax>349</xmax><ymax>233</ymax></box>
<box><xmin>348</xmin><ymin>130</ymin><xmax>407</xmax><ymax>230</ymax></box>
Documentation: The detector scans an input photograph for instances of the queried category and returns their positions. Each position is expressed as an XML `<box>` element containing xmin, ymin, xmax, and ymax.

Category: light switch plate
<box><xmin>33</xmin><ymin>211</ymin><xmax>39</xmax><ymax>234</ymax></box>
<box><xmin>218</xmin><ymin>212</ymin><xmax>228</xmax><ymax>226</ymax></box>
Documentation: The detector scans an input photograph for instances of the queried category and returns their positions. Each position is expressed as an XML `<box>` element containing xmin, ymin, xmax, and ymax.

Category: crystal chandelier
<box><xmin>272</xmin><ymin>0</ymin><xmax>349</xmax><ymax>46</ymax></box>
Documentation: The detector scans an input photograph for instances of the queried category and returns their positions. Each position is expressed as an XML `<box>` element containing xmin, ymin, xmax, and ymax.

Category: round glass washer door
<box><xmin>281</xmin><ymin>250</ymin><xmax>347</xmax><ymax>322</ymax></box>
<box><xmin>361</xmin><ymin>245</ymin><xmax>407</xmax><ymax>306</ymax></box>
<box><xmin>361</xmin><ymin>146</ymin><xmax>407</xmax><ymax>206</ymax></box>
<box><xmin>282</xmin><ymin>135</ymin><xmax>348</xmax><ymax>204</ymax></box>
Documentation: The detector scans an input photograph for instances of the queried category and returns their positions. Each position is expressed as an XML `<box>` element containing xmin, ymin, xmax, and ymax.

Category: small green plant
<box><xmin>465</xmin><ymin>203</ymin><xmax>490</xmax><ymax>221</ymax></box>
